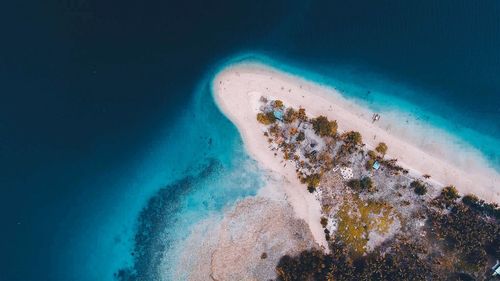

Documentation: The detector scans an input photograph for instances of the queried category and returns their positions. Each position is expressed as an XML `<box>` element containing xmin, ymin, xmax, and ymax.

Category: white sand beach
<box><xmin>212</xmin><ymin>62</ymin><xmax>500</xmax><ymax>248</ymax></box>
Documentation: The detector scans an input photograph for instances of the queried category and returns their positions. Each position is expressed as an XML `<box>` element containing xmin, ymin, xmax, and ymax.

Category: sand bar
<box><xmin>212</xmin><ymin>62</ymin><xmax>500</xmax><ymax>247</ymax></box>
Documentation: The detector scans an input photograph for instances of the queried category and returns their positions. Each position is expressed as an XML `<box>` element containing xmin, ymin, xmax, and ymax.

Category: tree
<box><xmin>273</xmin><ymin>99</ymin><xmax>284</xmax><ymax>109</ymax></box>
<box><xmin>312</xmin><ymin>116</ymin><xmax>337</xmax><ymax>137</ymax></box>
<box><xmin>256</xmin><ymin>112</ymin><xmax>276</xmax><ymax>125</ymax></box>
<box><xmin>366</xmin><ymin>159</ymin><xmax>375</xmax><ymax>170</ymax></box>
<box><xmin>441</xmin><ymin>186</ymin><xmax>459</xmax><ymax>200</ymax></box>
<box><xmin>296</xmin><ymin>131</ymin><xmax>305</xmax><ymax>142</ymax></box>
<box><xmin>275</xmin><ymin>249</ymin><xmax>333</xmax><ymax>281</ymax></box>
<box><xmin>275</xmin><ymin>239</ymin><xmax>434</xmax><ymax>281</ymax></box>
<box><xmin>434</xmin><ymin>185</ymin><xmax>460</xmax><ymax>208</ymax></box>
<box><xmin>348</xmin><ymin>177</ymin><xmax>375</xmax><ymax>193</ymax></box>
<box><xmin>284</xmin><ymin>108</ymin><xmax>297</xmax><ymax>123</ymax></box>
<box><xmin>302</xmin><ymin>173</ymin><xmax>321</xmax><ymax>192</ymax></box>
<box><xmin>411</xmin><ymin>180</ymin><xmax>427</xmax><ymax>196</ymax></box>
<box><xmin>297</xmin><ymin>107</ymin><xmax>307</xmax><ymax>122</ymax></box>
<box><xmin>367</xmin><ymin>150</ymin><xmax>377</xmax><ymax>160</ymax></box>
<box><xmin>462</xmin><ymin>194</ymin><xmax>479</xmax><ymax>206</ymax></box>
<box><xmin>428</xmin><ymin>202</ymin><xmax>499</xmax><ymax>272</ymax></box>
<box><xmin>375</xmin><ymin>142</ymin><xmax>388</xmax><ymax>156</ymax></box>
<box><xmin>320</xmin><ymin>217</ymin><xmax>328</xmax><ymax>228</ymax></box>
<box><xmin>360</xmin><ymin>176</ymin><xmax>375</xmax><ymax>192</ymax></box>
<box><xmin>343</xmin><ymin>131</ymin><xmax>363</xmax><ymax>146</ymax></box>
<box><xmin>347</xmin><ymin>179</ymin><xmax>362</xmax><ymax>192</ymax></box>
<box><xmin>462</xmin><ymin>194</ymin><xmax>500</xmax><ymax>219</ymax></box>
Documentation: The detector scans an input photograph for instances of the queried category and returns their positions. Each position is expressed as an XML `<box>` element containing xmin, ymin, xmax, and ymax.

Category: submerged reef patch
<box><xmin>114</xmin><ymin>159</ymin><xmax>223</xmax><ymax>281</ymax></box>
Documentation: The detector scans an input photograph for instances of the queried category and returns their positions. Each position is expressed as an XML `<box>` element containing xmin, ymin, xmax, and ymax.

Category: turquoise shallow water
<box><xmin>61</xmin><ymin>76</ymin><xmax>263</xmax><ymax>281</ymax></box>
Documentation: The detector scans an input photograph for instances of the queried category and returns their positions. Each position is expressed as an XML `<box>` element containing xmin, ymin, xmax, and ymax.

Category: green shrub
<box><xmin>347</xmin><ymin>179</ymin><xmax>362</xmax><ymax>192</ymax></box>
<box><xmin>296</xmin><ymin>131</ymin><xmax>305</xmax><ymax>142</ymax></box>
<box><xmin>441</xmin><ymin>186</ymin><xmax>460</xmax><ymax>201</ymax></box>
<box><xmin>462</xmin><ymin>194</ymin><xmax>479</xmax><ymax>206</ymax></box>
<box><xmin>433</xmin><ymin>185</ymin><xmax>460</xmax><ymax>208</ymax></box>
<box><xmin>411</xmin><ymin>181</ymin><xmax>427</xmax><ymax>196</ymax></box>
<box><xmin>348</xmin><ymin>177</ymin><xmax>374</xmax><ymax>193</ymax></box>
<box><xmin>302</xmin><ymin>173</ymin><xmax>321</xmax><ymax>192</ymax></box>
<box><xmin>320</xmin><ymin>217</ymin><xmax>328</xmax><ymax>228</ymax></box>
<box><xmin>360</xmin><ymin>176</ymin><xmax>375</xmax><ymax>192</ymax></box>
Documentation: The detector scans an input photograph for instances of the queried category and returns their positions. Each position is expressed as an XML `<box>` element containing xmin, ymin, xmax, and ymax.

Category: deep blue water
<box><xmin>1</xmin><ymin>0</ymin><xmax>499</xmax><ymax>280</ymax></box>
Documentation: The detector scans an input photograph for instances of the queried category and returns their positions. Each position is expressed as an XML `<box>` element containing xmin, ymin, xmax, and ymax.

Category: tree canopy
<box><xmin>375</xmin><ymin>142</ymin><xmax>388</xmax><ymax>155</ymax></box>
<box><xmin>312</xmin><ymin>116</ymin><xmax>337</xmax><ymax>137</ymax></box>
<box><xmin>256</xmin><ymin>112</ymin><xmax>276</xmax><ymax>125</ymax></box>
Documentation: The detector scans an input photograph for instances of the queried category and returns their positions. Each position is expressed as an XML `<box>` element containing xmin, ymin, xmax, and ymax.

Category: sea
<box><xmin>0</xmin><ymin>0</ymin><xmax>499</xmax><ymax>280</ymax></box>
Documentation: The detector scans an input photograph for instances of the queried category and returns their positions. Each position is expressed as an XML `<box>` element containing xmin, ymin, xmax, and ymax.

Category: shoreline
<box><xmin>212</xmin><ymin>79</ymin><xmax>330</xmax><ymax>250</ymax></box>
<box><xmin>211</xmin><ymin>62</ymin><xmax>500</xmax><ymax>246</ymax></box>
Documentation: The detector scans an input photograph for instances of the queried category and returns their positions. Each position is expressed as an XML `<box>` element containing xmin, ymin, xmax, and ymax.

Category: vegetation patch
<box><xmin>411</xmin><ymin>180</ymin><xmax>427</xmax><ymax>195</ymax></box>
<box><xmin>312</xmin><ymin>115</ymin><xmax>337</xmax><ymax>137</ymax></box>
<box><xmin>347</xmin><ymin>176</ymin><xmax>375</xmax><ymax>193</ymax></box>
<box><xmin>375</xmin><ymin>142</ymin><xmax>388</xmax><ymax>155</ymax></box>
<box><xmin>462</xmin><ymin>194</ymin><xmax>500</xmax><ymax>219</ymax></box>
<box><xmin>256</xmin><ymin>112</ymin><xmax>276</xmax><ymax>125</ymax></box>
<box><xmin>336</xmin><ymin>196</ymin><xmax>395</xmax><ymax>257</ymax></box>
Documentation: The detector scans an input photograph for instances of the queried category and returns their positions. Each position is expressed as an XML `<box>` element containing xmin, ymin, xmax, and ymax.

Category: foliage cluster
<box><xmin>256</xmin><ymin>112</ymin><xmax>276</xmax><ymax>125</ymax></box>
<box><xmin>320</xmin><ymin>217</ymin><xmax>328</xmax><ymax>228</ymax></box>
<box><xmin>367</xmin><ymin>150</ymin><xmax>377</xmax><ymax>160</ymax></box>
<box><xmin>347</xmin><ymin>177</ymin><xmax>375</xmax><ymax>193</ymax></box>
<box><xmin>283</xmin><ymin>108</ymin><xmax>297</xmax><ymax>123</ymax></box>
<box><xmin>297</xmin><ymin>108</ymin><xmax>307</xmax><ymax>122</ymax></box>
<box><xmin>375</xmin><ymin>142</ymin><xmax>388</xmax><ymax>155</ymax></box>
<box><xmin>277</xmin><ymin>199</ymin><xmax>499</xmax><ymax>281</ymax></box>
<box><xmin>462</xmin><ymin>194</ymin><xmax>500</xmax><ymax>219</ymax></box>
<box><xmin>301</xmin><ymin>173</ymin><xmax>321</xmax><ymax>192</ymax></box>
<box><xmin>276</xmin><ymin>238</ymin><xmax>432</xmax><ymax>281</ymax></box>
<box><xmin>295</xmin><ymin>131</ymin><xmax>305</xmax><ymax>142</ymax></box>
<box><xmin>433</xmin><ymin>185</ymin><xmax>460</xmax><ymax>208</ymax></box>
<box><xmin>276</xmin><ymin>249</ymin><xmax>334</xmax><ymax>281</ymax></box>
<box><xmin>410</xmin><ymin>180</ymin><xmax>427</xmax><ymax>195</ymax></box>
<box><xmin>342</xmin><ymin>131</ymin><xmax>363</xmax><ymax>146</ymax></box>
<box><xmin>428</xmin><ymin>202</ymin><xmax>500</xmax><ymax>272</ymax></box>
<box><xmin>273</xmin><ymin>99</ymin><xmax>284</xmax><ymax>109</ymax></box>
<box><xmin>312</xmin><ymin>115</ymin><xmax>338</xmax><ymax>137</ymax></box>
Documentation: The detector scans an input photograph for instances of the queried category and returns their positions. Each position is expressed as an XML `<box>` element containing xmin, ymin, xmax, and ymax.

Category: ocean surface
<box><xmin>1</xmin><ymin>0</ymin><xmax>499</xmax><ymax>280</ymax></box>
